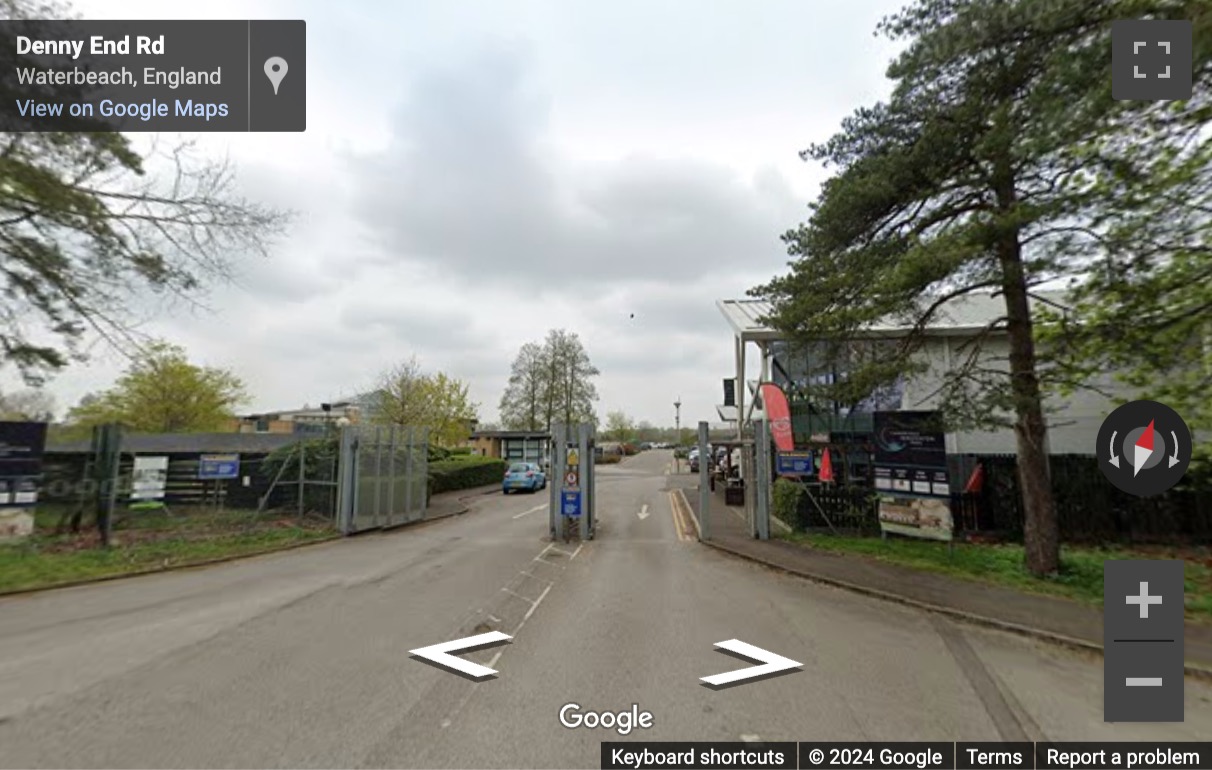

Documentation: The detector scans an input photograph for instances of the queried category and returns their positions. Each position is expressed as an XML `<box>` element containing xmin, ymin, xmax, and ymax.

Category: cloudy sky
<box><xmin>10</xmin><ymin>0</ymin><xmax>905</xmax><ymax>428</ymax></box>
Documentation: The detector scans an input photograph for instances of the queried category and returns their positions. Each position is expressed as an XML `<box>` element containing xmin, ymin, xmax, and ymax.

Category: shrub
<box><xmin>448</xmin><ymin>446</ymin><xmax>473</xmax><ymax>456</ymax></box>
<box><xmin>429</xmin><ymin>456</ymin><xmax>507</xmax><ymax>494</ymax></box>
<box><xmin>427</xmin><ymin>445</ymin><xmax>453</xmax><ymax>462</ymax></box>
<box><xmin>773</xmin><ymin>478</ymin><xmax>803</xmax><ymax>527</ymax></box>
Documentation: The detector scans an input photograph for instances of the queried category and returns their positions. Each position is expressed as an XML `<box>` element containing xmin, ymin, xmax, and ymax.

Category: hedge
<box><xmin>429</xmin><ymin>456</ymin><xmax>507</xmax><ymax>494</ymax></box>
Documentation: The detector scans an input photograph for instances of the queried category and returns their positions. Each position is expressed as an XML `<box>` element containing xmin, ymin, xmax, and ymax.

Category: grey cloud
<box><xmin>338</xmin><ymin>298</ymin><xmax>479</xmax><ymax>350</ymax></box>
<box><xmin>346</xmin><ymin>46</ymin><xmax>802</xmax><ymax>290</ymax></box>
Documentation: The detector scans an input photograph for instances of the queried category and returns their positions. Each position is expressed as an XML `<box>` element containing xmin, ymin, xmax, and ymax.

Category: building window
<box><xmin>255</xmin><ymin>419</ymin><xmax>269</xmax><ymax>433</ymax></box>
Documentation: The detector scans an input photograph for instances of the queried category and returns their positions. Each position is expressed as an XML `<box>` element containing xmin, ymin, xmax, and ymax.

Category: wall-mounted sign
<box><xmin>775</xmin><ymin>450</ymin><xmax>813</xmax><ymax>476</ymax></box>
<box><xmin>198</xmin><ymin>453</ymin><xmax>240</xmax><ymax>480</ymax></box>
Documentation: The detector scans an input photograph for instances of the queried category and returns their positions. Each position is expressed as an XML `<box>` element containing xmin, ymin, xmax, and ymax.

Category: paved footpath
<box><xmin>678</xmin><ymin>475</ymin><xmax>1212</xmax><ymax>676</ymax></box>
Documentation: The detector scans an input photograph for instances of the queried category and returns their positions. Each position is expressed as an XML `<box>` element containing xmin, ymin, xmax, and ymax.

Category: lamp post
<box><xmin>674</xmin><ymin>398</ymin><xmax>684</xmax><ymax>450</ymax></box>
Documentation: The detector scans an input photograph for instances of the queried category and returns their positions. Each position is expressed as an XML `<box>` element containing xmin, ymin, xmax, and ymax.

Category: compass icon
<box><xmin>1097</xmin><ymin>400</ymin><xmax>1192</xmax><ymax>497</ymax></box>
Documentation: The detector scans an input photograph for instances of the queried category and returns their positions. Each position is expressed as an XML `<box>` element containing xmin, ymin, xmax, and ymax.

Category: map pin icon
<box><xmin>264</xmin><ymin>57</ymin><xmax>288</xmax><ymax>95</ymax></box>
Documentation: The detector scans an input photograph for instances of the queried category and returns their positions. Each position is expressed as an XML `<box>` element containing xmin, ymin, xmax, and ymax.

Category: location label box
<box><xmin>1</xmin><ymin>19</ymin><xmax>305</xmax><ymax>132</ymax></box>
<box><xmin>1103</xmin><ymin>559</ymin><xmax>1184</xmax><ymax>722</ymax></box>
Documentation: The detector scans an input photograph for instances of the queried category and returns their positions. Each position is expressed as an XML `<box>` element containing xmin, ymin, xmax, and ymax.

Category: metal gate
<box><xmin>695</xmin><ymin>419</ymin><xmax>772</xmax><ymax>542</ymax></box>
<box><xmin>336</xmin><ymin>424</ymin><xmax>429</xmax><ymax>534</ymax></box>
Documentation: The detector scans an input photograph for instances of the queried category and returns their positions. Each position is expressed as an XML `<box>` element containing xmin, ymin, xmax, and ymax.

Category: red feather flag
<box><xmin>819</xmin><ymin>447</ymin><xmax>834</xmax><ymax>483</ymax></box>
<box><xmin>964</xmin><ymin>463</ymin><xmax>985</xmax><ymax>494</ymax></box>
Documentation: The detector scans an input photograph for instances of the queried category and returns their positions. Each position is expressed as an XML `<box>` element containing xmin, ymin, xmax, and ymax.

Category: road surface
<box><xmin>1</xmin><ymin>450</ymin><xmax>1209</xmax><ymax>768</ymax></box>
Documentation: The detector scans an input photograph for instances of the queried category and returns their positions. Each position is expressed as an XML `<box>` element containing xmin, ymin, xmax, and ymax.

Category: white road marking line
<box><xmin>487</xmin><ymin>614</ymin><xmax>501</xmax><ymax>623</ymax></box>
<box><xmin>513</xmin><ymin>503</ymin><xmax>548</xmax><ymax>519</ymax></box>
<box><xmin>569</xmin><ymin>542</ymin><xmax>584</xmax><ymax>560</ymax></box>
<box><xmin>486</xmin><ymin>650</ymin><xmax>504</xmax><ymax>670</ymax></box>
<box><xmin>523</xmin><ymin>584</ymin><xmax>554</xmax><ymax>621</ymax></box>
<box><xmin>741</xmin><ymin>734</ymin><xmax>762</xmax><ymax>742</ymax></box>
<box><xmin>500</xmin><ymin>587</ymin><xmax>539</xmax><ymax>603</ymax></box>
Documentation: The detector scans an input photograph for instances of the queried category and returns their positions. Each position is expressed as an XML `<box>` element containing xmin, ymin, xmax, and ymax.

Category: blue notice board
<box><xmin>561</xmin><ymin>489</ymin><xmax>582</xmax><ymax>517</ymax></box>
<box><xmin>776</xmin><ymin>450</ymin><xmax>813</xmax><ymax>476</ymax></box>
<box><xmin>198</xmin><ymin>453</ymin><xmax>240</xmax><ymax>480</ymax></box>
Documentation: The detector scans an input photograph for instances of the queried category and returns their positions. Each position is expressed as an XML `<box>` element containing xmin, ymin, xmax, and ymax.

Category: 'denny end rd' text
<box><xmin>15</xmin><ymin>35</ymin><xmax>166</xmax><ymax>59</ymax></box>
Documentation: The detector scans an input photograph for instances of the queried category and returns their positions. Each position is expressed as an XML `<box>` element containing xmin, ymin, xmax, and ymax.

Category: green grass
<box><xmin>780</xmin><ymin>531</ymin><xmax>1212</xmax><ymax>623</ymax></box>
<box><xmin>1</xmin><ymin>505</ymin><xmax>337</xmax><ymax>594</ymax></box>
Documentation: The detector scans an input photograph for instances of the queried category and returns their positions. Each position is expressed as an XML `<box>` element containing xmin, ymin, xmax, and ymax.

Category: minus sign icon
<box><xmin>1126</xmin><ymin>678</ymin><xmax>1163</xmax><ymax>686</ymax></box>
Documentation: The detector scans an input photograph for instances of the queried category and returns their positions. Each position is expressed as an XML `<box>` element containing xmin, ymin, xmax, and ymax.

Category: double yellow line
<box><xmin>667</xmin><ymin>489</ymin><xmax>698</xmax><ymax>542</ymax></box>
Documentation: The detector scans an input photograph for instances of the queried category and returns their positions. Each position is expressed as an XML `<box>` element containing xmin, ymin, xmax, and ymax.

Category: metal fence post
<box><xmin>372</xmin><ymin>426</ymin><xmax>383</xmax><ymax>528</ymax></box>
<box><xmin>335</xmin><ymin>425</ymin><xmax>352</xmax><ymax>534</ymax></box>
<box><xmin>581</xmin><ymin>424</ymin><xmax>591</xmax><ymax>538</ymax></box>
<box><xmin>387</xmin><ymin>426</ymin><xmax>398</xmax><ymax>526</ymax></box>
<box><xmin>756</xmin><ymin>419</ymin><xmax>771</xmax><ymax>540</ymax></box>
<box><xmin>578</xmin><ymin>423</ymin><xmax>590</xmax><ymax>541</ymax></box>
<box><xmin>419</xmin><ymin>428</ymin><xmax>429</xmax><ymax>520</ymax></box>
<box><xmin>404</xmin><ymin>426</ymin><xmax>414</xmax><ymax>521</ymax></box>
<box><xmin>549</xmin><ymin>423</ymin><xmax>565</xmax><ymax>540</ymax></box>
<box><xmin>296</xmin><ymin>440</ymin><xmax>306</xmax><ymax>518</ymax></box>
<box><xmin>698</xmin><ymin>421</ymin><xmax>710</xmax><ymax>541</ymax></box>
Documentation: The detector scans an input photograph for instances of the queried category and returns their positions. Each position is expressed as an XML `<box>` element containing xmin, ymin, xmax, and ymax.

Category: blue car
<box><xmin>503</xmin><ymin>462</ymin><xmax>547</xmax><ymax>494</ymax></box>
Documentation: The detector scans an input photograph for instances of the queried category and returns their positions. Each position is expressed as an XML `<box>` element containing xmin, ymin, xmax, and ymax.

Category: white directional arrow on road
<box><xmin>409</xmin><ymin>631</ymin><xmax>512</xmax><ymax>679</ymax></box>
<box><xmin>637</xmin><ymin>504</ymin><xmax>649</xmax><ymax>520</ymax></box>
<box><xmin>700</xmin><ymin>639</ymin><xmax>803</xmax><ymax>687</ymax></box>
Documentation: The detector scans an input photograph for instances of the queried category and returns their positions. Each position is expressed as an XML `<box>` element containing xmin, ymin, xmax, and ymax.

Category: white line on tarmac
<box><xmin>513</xmin><ymin>503</ymin><xmax>548</xmax><ymax>519</ymax></box>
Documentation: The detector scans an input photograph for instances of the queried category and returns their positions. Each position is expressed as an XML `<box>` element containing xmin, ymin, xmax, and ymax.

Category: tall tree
<box><xmin>0</xmin><ymin>0</ymin><xmax>292</xmax><ymax>386</ymax></box>
<box><xmin>499</xmin><ymin>342</ymin><xmax>546</xmax><ymax>431</ymax></box>
<box><xmin>751</xmin><ymin>0</ymin><xmax>1210</xmax><ymax>576</ymax></box>
<box><xmin>546</xmin><ymin>329</ymin><xmax>600</xmax><ymax>429</ymax></box>
<box><xmin>65</xmin><ymin>340</ymin><xmax>247</xmax><ymax>432</ymax></box>
<box><xmin>371</xmin><ymin>357</ymin><xmax>479</xmax><ymax>447</ymax></box>
<box><xmin>499</xmin><ymin>330</ymin><xmax>599</xmax><ymax>431</ymax></box>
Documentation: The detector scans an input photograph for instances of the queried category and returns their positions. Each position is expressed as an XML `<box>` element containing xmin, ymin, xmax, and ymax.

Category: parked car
<box><xmin>503</xmin><ymin>462</ymin><xmax>547</xmax><ymax>494</ymax></box>
<box><xmin>688</xmin><ymin>447</ymin><xmax>701</xmax><ymax>473</ymax></box>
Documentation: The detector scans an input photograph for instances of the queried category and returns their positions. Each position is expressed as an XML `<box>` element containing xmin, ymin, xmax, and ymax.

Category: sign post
<box><xmin>873</xmin><ymin>411</ymin><xmax>953</xmax><ymax>542</ymax></box>
<box><xmin>698</xmin><ymin>421</ymin><xmax>710</xmax><ymax>541</ymax></box>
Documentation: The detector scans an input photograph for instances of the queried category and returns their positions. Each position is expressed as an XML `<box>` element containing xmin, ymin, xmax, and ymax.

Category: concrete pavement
<box><xmin>681</xmin><ymin>477</ymin><xmax>1212</xmax><ymax>675</ymax></box>
<box><xmin>1</xmin><ymin>450</ymin><xmax>1210</xmax><ymax>768</ymax></box>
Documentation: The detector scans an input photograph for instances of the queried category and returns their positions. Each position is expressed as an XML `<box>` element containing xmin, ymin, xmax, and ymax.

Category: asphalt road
<box><xmin>1</xmin><ymin>450</ymin><xmax>1209</xmax><ymax>768</ymax></box>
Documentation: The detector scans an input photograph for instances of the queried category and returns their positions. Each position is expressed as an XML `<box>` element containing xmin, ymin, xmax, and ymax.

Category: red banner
<box><xmin>759</xmin><ymin>382</ymin><xmax>794</xmax><ymax>452</ymax></box>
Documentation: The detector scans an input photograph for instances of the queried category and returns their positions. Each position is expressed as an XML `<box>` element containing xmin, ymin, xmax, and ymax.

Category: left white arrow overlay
<box><xmin>701</xmin><ymin>639</ymin><xmax>803</xmax><ymax>687</ymax></box>
<box><xmin>409</xmin><ymin>631</ymin><xmax>512</xmax><ymax>679</ymax></box>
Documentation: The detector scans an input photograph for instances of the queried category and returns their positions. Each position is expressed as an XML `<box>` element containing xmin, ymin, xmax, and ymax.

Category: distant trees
<box><xmin>0</xmin><ymin>389</ymin><xmax>55</xmax><ymax>421</ymax></box>
<box><xmin>63</xmin><ymin>340</ymin><xmax>247</xmax><ymax>433</ymax></box>
<box><xmin>604</xmin><ymin>410</ymin><xmax>635</xmax><ymax>441</ymax></box>
<box><xmin>499</xmin><ymin>329</ymin><xmax>600</xmax><ymax>431</ymax></box>
<box><xmin>369</xmin><ymin>356</ymin><xmax>479</xmax><ymax>447</ymax></box>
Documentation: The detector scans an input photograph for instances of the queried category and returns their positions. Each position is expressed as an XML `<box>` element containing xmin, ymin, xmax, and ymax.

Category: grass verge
<box><xmin>0</xmin><ymin>506</ymin><xmax>337</xmax><ymax>594</ymax></box>
<box><xmin>780</xmin><ymin>531</ymin><xmax>1212</xmax><ymax>623</ymax></box>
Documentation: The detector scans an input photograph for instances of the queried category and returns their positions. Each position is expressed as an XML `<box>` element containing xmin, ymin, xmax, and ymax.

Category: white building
<box><xmin>716</xmin><ymin>290</ymin><xmax>1129</xmax><ymax>456</ymax></box>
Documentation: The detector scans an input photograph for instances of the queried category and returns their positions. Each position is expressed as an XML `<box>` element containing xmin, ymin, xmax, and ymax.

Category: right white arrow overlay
<box><xmin>700</xmin><ymin>639</ymin><xmax>803</xmax><ymax>687</ymax></box>
<box><xmin>410</xmin><ymin>631</ymin><xmax>512</xmax><ymax>679</ymax></box>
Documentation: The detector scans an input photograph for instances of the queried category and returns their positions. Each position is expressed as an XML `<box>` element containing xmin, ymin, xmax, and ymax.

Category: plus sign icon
<box><xmin>1112</xmin><ymin>19</ymin><xmax>1193</xmax><ymax>100</ymax></box>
